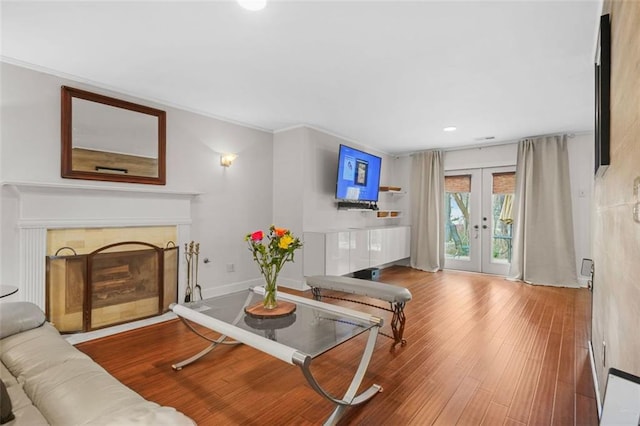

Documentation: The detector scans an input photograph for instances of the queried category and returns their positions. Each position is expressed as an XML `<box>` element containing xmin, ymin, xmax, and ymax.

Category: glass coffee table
<box><xmin>170</xmin><ymin>286</ymin><xmax>383</xmax><ymax>425</ymax></box>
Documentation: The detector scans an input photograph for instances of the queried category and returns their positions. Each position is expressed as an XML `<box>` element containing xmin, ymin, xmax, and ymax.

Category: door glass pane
<box><xmin>491</xmin><ymin>172</ymin><xmax>515</xmax><ymax>264</ymax></box>
<box><xmin>445</xmin><ymin>175</ymin><xmax>471</xmax><ymax>260</ymax></box>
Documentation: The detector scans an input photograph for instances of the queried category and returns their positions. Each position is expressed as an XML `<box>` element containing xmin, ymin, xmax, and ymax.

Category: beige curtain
<box><xmin>410</xmin><ymin>150</ymin><xmax>444</xmax><ymax>272</ymax></box>
<box><xmin>508</xmin><ymin>135</ymin><xmax>578</xmax><ymax>287</ymax></box>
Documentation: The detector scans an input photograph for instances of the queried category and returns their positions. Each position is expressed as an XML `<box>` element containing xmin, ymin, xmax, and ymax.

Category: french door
<box><xmin>444</xmin><ymin>166</ymin><xmax>516</xmax><ymax>275</ymax></box>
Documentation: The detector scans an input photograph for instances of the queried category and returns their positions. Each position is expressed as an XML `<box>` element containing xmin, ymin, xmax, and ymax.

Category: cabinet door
<box><xmin>368</xmin><ymin>228</ymin><xmax>385</xmax><ymax>266</ymax></box>
<box><xmin>349</xmin><ymin>230</ymin><xmax>370</xmax><ymax>272</ymax></box>
<box><xmin>399</xmin><ymin>226</ymin><xmax>411</xmax><ymax>259</ymax></box>
<box><xmin>387</xmin><ymin>226</ymin><xmax>411</xmax><ymax>262</ymax></box>
<box><xmin>303</xmin><ymin>232</ymin><xmax>326</xmax><ymax>277</ymax></box>
<box><xmin>370</xmin><ymin>226</ymin><xmax>411</xmax><ymax>267</ymax></box>
<box><xmin>326</xmin><ymin>232</ymin><xmax>351</xmax><ymax>276</ymax></box>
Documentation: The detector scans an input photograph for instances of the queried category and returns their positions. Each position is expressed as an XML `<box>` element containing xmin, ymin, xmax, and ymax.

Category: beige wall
<box><xmin>592</xmin><ymin>0</ymin><xmax>640</xmax><ymax>399</ymax></box>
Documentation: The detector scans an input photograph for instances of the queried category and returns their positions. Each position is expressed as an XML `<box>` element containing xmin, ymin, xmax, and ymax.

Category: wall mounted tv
<box><xmin>335</xmin><ymin>144</ymin><xmax>382</xmax><ymax>203</ymax></box>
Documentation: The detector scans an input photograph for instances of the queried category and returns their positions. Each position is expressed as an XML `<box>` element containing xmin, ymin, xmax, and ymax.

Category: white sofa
<box><xmin>0</xmin><ymin>302</ymin><xmax>195</xmax><ymax>425</ymax></box>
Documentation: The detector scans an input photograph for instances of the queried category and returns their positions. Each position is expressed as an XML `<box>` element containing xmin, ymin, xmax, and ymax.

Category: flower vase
<box><xmin>263</xmin><ymin>275</ymin><xmax>278</xmax><ymax>310</ymax></box>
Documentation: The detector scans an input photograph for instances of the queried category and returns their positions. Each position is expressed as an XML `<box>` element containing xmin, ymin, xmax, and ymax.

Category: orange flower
<box><xmin>274</xmin><ymin>227</ymin><xmax>287</xmax><ymax>237</ymax></box>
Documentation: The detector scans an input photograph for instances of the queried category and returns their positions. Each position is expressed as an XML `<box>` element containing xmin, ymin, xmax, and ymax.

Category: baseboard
<box><xmin>65</xmin><ymin>311</ymin><xmax>177</xmax><ymax>345</ymax></box>
<box><xmin>588</xmin><ymin>340</ymin><xmax>603</xmax><ymax>418</ymax></box>
<box><xmin>199</xmin><ymin>278</ymin><xmax>261</xmax><ymax>299</ymax></box>
<box><xmin>277</xmin><ymin>276</ymin><xmax>310</xmax><ymax>291</ymax></box>
<box><xmin>199</xmin><ymin>277</ymin><xmax>310</xmax><ymax>296</ymax></box>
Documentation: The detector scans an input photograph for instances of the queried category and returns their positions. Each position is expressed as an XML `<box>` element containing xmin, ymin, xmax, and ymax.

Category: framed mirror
<box><xmin>61</xmin><ymin>86</ymin><xmax>166</xmax><ymax>185</ymax></box>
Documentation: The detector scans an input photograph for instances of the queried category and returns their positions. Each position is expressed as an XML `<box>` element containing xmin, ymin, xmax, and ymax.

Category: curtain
<box><xmin>410</xmin><ymin>150</ymin><xmax>444</xmax><ymax>272</ymax></box>
<box><xmin>508</xmin><ymin>135</ymin><xmax>578</xmax><ymax>287</ymax></box>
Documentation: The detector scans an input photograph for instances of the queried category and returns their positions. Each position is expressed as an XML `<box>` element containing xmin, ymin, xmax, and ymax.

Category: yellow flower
<box><xmin>278</xmin><ymin>235</ymin><xmax>294</xmax><ymax>250</ymax></box>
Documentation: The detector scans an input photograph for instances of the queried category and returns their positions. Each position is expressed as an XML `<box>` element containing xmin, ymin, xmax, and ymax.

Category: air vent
<box><xmin>474</xmin><ymin>136</ymin><xmax>496</xmax><ymax>141</ymax></box>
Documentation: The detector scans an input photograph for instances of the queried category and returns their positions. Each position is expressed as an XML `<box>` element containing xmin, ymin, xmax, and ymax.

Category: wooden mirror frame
<box><xmin>61</xmin><ymin>86</ymin><xmax>166</xmax><ymax>185</ymax></box>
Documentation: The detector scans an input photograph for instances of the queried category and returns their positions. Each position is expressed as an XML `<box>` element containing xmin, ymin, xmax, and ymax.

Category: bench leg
<box><xmin>311</xmin><ymin>287</ymin><xmax>322</xmax><ymax>301</ymax></box>
<box><xmin>311</xmin><ymin>286</ymin><xmax>408</xmax><ymax>348</ymax></box>
<box><xmin>391</xmin><ymin>302</ymin><xmax>407</xmax><ymax>348</ymax></box>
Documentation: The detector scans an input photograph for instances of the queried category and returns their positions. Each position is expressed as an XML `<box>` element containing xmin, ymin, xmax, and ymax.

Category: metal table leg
<box><xmin>172</xmin><ymin>317</ymin><xmax>242</xmax><ymax>370</ymax></box>
<box><xmin>171</xmin><ymin>293</ymin><xmax>252</xmax><ymax>370</ymax></box>
<box><xmin>293</xmin><ymin>325</ymin><xmax>382</xmax><ymax>425</ymax></box>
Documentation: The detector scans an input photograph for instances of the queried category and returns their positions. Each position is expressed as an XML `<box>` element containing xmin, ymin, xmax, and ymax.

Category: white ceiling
<box><xmin>1</xmin><ymin>0</ymin><xmax>601</xmax><ymax>155</ymax></box>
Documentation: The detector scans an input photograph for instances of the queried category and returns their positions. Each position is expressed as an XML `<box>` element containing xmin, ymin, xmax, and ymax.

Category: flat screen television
<box><xmin>335</xmin><ymin>144</ymin><xmax>382</xmax><ymax>202</ymax></box>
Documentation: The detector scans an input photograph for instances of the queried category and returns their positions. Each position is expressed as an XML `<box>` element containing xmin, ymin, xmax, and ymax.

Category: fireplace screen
<box><xmin>46</xmin><ymin>241</ymin><xmax>178</xmax><ymax>332</ymax></box>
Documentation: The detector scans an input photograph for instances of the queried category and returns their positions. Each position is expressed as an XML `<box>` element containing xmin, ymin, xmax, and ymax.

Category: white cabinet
<box><xmin>303</xmin><ymin>226</ymin><xmax>410</xmax><ymax>277</ymax></box>
<box><xmin>369</xmin><ymin>226</ymin><xmax>410</xmax><ymax>266</ymax></box>
<box><xmin>304</xmin><ymin>231</ymin><xmax>351</xmax><ymax>276</ymax></box>
<box><xmin>326</xmin><ymin>232</ymin><xmax>351</xmax><ymax>276</ymax></box>
<box><xmin>392</xmin><ymin>225</ymin><xmax>411</xmax><ymax>261</ymax></box>
<box><xmin>349</xmin><ymin>229</ymin><xmax>370</xmax><ymax>272</ymax></box>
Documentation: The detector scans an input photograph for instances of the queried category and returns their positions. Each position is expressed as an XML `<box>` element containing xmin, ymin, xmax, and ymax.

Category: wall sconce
<box><xmin>220</xmin><ymin>154</ymin><xmax>238</xmax><ymax>167</ymax></box>
<box><xmin>237</xmin><ymin>0</ymin><xmax>267</xmax><ymax>11</ymax></box>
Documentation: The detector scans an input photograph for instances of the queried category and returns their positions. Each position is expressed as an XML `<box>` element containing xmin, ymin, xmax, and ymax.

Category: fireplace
<box><xmin>8</xmin><ymin>183</ymin><xmax>194</xmax><ymax>319</ymax></box>
<box><xmin>46</xmin><ymin>241</ymin><xmax>179</xmax><ymax>332</ymax></box>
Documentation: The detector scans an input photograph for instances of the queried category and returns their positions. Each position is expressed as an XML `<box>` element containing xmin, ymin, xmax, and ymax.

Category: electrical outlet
<box><xmin>226</xmin><ymin>263</ymin><xmax>235</xmax><ymax>273</ymax></box>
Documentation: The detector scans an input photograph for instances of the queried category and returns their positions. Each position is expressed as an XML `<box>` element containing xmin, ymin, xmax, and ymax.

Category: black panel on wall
<box><xmin>595</xmin><ymin>14</ymin><xmax>611</xmax><ymax>177</ymax></box>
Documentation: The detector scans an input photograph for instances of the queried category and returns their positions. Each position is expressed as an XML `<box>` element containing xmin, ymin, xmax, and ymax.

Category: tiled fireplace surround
<box><xmin>10</xmin><ymin>183</ymin><xmax>194</xmax><ymax>315</ymax></box>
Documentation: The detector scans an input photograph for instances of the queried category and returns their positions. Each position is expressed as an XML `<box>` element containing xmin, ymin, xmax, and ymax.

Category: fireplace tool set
<box><xmin>184</xmin><ymin>241</ymin><xmax>202</xmax><ymax>303</ymax></box>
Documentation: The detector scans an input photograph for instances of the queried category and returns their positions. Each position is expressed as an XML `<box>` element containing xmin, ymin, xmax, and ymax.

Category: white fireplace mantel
<box><xmin>4</xmin><ymin>181</ymin><xmax>198</xmax><ymax>309</ymax></box>
<box><xmin>2</xmin><ymin>181</ymin><xmax>202</xmax><ymax>195</ymax></box>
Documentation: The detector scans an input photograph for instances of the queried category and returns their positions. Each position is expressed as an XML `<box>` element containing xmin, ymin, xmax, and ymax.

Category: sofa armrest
<box><xmin>0</xmin><ymin>302</ymin><xmax>46</xmax><ymax>340</ymax></box>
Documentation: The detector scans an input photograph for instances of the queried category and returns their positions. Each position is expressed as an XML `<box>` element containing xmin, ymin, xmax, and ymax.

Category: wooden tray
<box><xmin>244</xmin><ymin>301</ymin><xmax>296</xmax><ymax>319</ymax></box>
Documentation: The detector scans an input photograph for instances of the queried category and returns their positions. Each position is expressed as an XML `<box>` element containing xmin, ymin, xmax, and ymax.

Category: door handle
<box><xmin>473</xmin><ymin>225</ymin><xmax>479</xmax><ymax>229</ymax></box>
<box><xmin>482</xmin><ymin>225</ymin><xmax>488</xmax><ymax>229</ymax></box>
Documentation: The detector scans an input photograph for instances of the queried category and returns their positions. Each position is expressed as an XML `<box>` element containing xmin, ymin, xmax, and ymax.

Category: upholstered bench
<box><xmin>306</xmin><ymin>275</ymin><xmax>412</xmax><ymax>348</ymax></box>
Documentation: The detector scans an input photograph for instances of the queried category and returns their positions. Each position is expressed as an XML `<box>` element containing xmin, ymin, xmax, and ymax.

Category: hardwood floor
<box><xmin>76</xmin><ymin>266</ymin><xmax>599</xmax><ymax>425</ymax></box>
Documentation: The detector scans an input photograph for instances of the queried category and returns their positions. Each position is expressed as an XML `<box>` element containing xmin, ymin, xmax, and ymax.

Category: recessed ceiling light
<box><xmin>237</xmin><ymin>0</ymin><xmax>267</xmax><ymax>11</ymax></box>
<box><xmin>443</xmin><ymin>126</ymin><xmax>457</xmax><ymax>132</ymax></box>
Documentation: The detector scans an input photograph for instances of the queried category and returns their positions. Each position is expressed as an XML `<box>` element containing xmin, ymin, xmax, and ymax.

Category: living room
<box><xmin>1</xmin><ymin>1</ymin><xmax>639</xmax><ymax>425</ymax></box>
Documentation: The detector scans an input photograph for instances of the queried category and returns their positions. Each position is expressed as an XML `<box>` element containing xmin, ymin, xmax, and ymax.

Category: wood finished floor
<box><xmin>76</xmin><ymin>267</ymin><xmax>599</xmax><ymax>425</ymax></box>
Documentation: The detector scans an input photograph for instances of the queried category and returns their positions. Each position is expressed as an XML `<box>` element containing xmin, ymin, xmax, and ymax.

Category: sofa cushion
<box><xmin>0</xmin><ymin>303</ymin><xmax>45</xmax><ymax>340</ymax></box>
<box><xmin>1</xmin><ymin>361</ymin><xmax>49</xmax><ymax>425</ymax></box>
<box><xmin>91</xmin><ymin>402</ymin><xmax>197</xmax><ymax>426</ymax></box>
<box><xmin>0</xmin><ymin>364</ymin><xmax>16</xmax><ymax>388</ymax></box>
<box><xmin>0</xmin><ymin>379</ymin><xmax>14</xmax><ymax>424</ymax></box>
<box><xmin>25</xmin><ymin>358</ymin><xmax>156</xmax><ymax>425</ymax></box>
<box><xmin>3</xmin><ymin>384</ymin><xmax>47</xmax><ymax>425</ymax></box>
<box><xmin>1</xmin><ymin>311</ymin><xmax>195</xmax><ymax>425</ymax></box>
<box><xmin>1</xmin><ymin>323</ymin><xmax>91</xmax><ymax>381</ymax></box>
